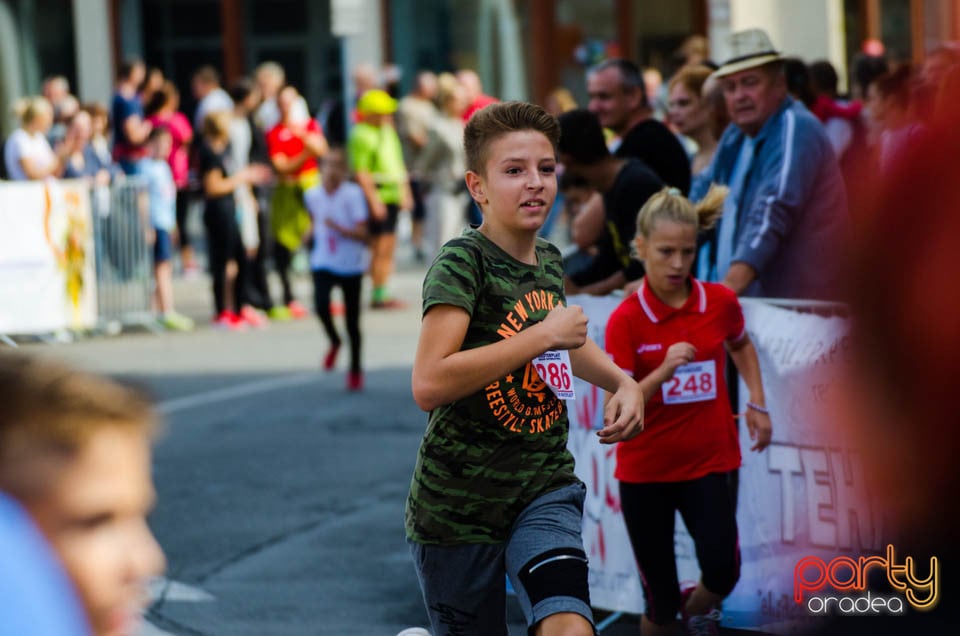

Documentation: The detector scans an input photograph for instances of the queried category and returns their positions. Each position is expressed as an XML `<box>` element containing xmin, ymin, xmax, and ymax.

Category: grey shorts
<box><xmin>409</xmin><ymin>482</ymin><xmax>594</xmax><ymax>636</ymax></box>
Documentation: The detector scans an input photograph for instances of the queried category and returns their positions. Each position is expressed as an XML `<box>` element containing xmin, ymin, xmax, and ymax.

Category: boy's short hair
<box><xmin>557</xmin><ymin>109</ymin><xmax>609</xmax><ymax>165</ymax></box>
<box><xmin>464</xmin><ymin>101</ymin><xmax>560</xmax><ymax>175</ymax></box>
<box><xmin>0</xmin><ymin>353</ymin><xmax>157</xmax><ymax>500</ymax></box>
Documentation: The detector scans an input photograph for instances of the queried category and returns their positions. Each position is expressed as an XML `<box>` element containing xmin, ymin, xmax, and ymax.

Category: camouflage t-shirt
<box><xmin>405</xmin><ymin>228</ymin><xmax>580</xmax><ymax>545</ymax></box>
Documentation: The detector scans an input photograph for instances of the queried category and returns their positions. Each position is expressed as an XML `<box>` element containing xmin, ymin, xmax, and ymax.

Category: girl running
<box><xmin>604</xmin><ymin>185</ymin><xmax>772</xmax><ymax>636</ymax></box>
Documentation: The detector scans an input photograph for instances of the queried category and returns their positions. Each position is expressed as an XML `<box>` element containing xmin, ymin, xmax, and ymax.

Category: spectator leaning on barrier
<box><xmin>145</xmin><ymin>81</ymin><xmax>197</xmax><ymax>274</ymax></box>
<box><xmin>111</xmin><ymin>60</ymin><xmax>153</xmax><ymax>176</ymax></box>
<box><xmin>557</xmin><ymin>109</ymin><xmax>663</xmax><ymax>296</ymax></box>
<box><xmin>701</xmin><ymin>28</ymin><xmax>849</xmax><ymax>300</ymax></box>
<box><xmin>62</xmin><ymin>110</ymin><xmax>112</xmax><ymax>186</ymax></box>
<box><xmin>4</xmin><ymin>96</ymin><xmax>67</xmax><ymax>180</ymax></box>
<box><xmin>0</xmin><ymin>353</ymin><xmax>167</xmax><ymax>636</ymax></box>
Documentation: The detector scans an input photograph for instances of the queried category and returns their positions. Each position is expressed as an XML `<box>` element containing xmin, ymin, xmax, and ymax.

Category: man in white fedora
<box><xmin>700</xmin><ymin>28</ymin><xmax>849</xmax><ymax>300</ymax></box>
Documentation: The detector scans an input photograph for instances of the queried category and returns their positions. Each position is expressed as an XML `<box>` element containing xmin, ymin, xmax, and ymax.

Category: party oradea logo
<box><xmin>794</xmin><ymin>544</ymin><xmax>939</xmax><ymax>616</ymax></box>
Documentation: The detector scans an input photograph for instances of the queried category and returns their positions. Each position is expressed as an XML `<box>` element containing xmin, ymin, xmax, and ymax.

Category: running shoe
<box><xmin>239</xmin><ymin>306</ymin><xmax>269</xmax><ymax>329</ymax></box>
<box><xmin>287</xmin><ymin>300</ymin><xmax>309</xmax><ymax>319</ymax></box>
<box><xmin>267</xmin><ymin>305</ymin><xmax>292</xmax><ymax>321</ymax></box>
<box><xmin>160</xmin><ymin>311</ymin><xmax>194</xmax><ymax>332</ymax></box>
<box><xmin>212</xmin><ymin>311</ymin><xmax>246</xmax><ymax>331</ymax></box>
<box><xmin>347</xmin><ymin>371</ymin><xmax>364</xmax><ymax>391</ymax></box>
<box><xmin>330</xmin><ymin>301</ymin><xmax>345</xmax><ymax>316</ymax></box>
<box><xmin>680</xmin><ymin>585</ymin><xmax>722</xmax><ymax>636</ymax></box>
<box><xmin>683</xmin><ymin>610</ymin><xmax>722</xmax><ymax>636</ymax></box>
<box><xmin>370</xmin><ymin>298</ymin><xmax>407</xmax><ymax>310</ymax></box>
<box><xmin>323</xmin><ymin>343</ymin><xmax>341</xmax><ymax>371</ymax></box>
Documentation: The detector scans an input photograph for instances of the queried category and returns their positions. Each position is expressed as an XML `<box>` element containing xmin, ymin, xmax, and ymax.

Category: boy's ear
<box><xmin>464</xmin><ymin>171</ymin><xmax>487</xmax><ymax>205</ymax></box>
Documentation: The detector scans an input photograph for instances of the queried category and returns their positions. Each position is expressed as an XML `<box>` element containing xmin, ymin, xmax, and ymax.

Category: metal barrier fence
<box><xmin>91</xmin><ymin>177</ymin><xmax>158</xmax><ymax>333</ymax></box>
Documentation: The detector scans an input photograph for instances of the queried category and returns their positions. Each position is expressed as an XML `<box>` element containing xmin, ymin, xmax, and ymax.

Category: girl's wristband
<box><xmin>746</xmin><ymin>402</ymin><xmax>769</xmax><ymax>415</ymax></box>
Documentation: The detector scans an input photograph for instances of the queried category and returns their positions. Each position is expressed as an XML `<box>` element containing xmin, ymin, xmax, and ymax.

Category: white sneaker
<box><xmin>395</xmin><ymin>629</ymin><xmax>431</xmax><ymax>636</ymax></box>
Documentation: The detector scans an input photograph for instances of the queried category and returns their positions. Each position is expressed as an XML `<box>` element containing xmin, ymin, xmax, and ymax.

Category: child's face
<box><xmin>151</xmin><ymin>134</ymin><xmax>172</xmax><ymax>160</ymax></box>
<box><xmin>635</xmin><ymin>218</ymin><xmax>698</xmax><ymax>296</ymax></box>
<box><xmin>25</xmin><ymin>427</ymin><xmax>165</xmax><ymax>636</ymax></box>
<box><xmin>468</xmin><ymin>130</ymin><xmax>557</xmax><ymax>235</ymax></box>
<box><xmin>321</xmin><ymin>150</ymin><xmax>347</xmax><ymax>188</ymax></box>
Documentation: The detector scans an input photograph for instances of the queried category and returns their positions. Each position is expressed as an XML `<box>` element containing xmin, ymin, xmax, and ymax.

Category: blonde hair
<box><xmin>0</xmin><ymin>352</ymin><xmax>157</xmax><ymax>498</ymax></box>
<box><xmin>12</xmin><ymin>96</ymin><xmax>53</xmax><ymax>127</ymax></box>
<box><xmin>201</xmin><ymin>109</ymin><xmax>232</xmax><ymax>142</ymax></box>
<box><xmin>635</xmin><ymin>184</ymin><xmax>728</xmax><ymax>240</ymax></box>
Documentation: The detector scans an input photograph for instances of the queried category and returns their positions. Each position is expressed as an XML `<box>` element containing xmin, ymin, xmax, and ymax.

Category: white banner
<box><xmin>0</xmin><ymin>180</ymin><xmax>97</xmax><ymax>334</ymax></box>
<box><xmin>567</xmin><ymin>294</ymin><xmax>873</xmax><ymax>632</ymax></box>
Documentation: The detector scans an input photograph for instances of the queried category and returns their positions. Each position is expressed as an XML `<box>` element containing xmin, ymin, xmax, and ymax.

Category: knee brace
<box><xmin>518</xmin><ymin>547</ymin><xmax>591</xmax><ymax>608</ymax></box>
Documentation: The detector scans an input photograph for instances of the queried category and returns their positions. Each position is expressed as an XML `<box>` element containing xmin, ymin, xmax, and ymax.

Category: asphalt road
<box><xmin>20</xmin><ymin>245</ymin><xmax>776</xmax><ymax>635</ymax></box>
<box><xmin>22</xmin><ymin>260</ymin><xmax>557</xmax><ymax>636</ymax></box>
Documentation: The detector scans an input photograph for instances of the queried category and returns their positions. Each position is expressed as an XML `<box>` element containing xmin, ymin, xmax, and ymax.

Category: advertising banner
<box><xmin>0</xmin><ymin>180</ymin><xmax>97</xmax><ymax>335</ymax></box>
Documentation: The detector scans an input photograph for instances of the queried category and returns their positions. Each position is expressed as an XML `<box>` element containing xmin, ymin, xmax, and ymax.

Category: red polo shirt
<box><xmin>605</xmin><ymin>277</ymin><xmax>745</xmax><ymax>483</ymax></box>
<box><xmin>266</xmin><ymin>119</ymin><xmax>323</xmax><ymax>178</ymax></box>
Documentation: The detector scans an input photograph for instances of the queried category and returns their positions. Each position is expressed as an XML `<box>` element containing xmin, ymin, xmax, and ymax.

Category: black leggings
<box><xmin>203</xmin><ymin>205</ymin><xmax>248</xmax><ymax>315</ymax></box>
<box><xmin>245</xmin><ymin>210</ymin><xmax>274</xmax><ymax>311</ymax></box>
<box><xmin>274</xmin><ymin>241</ymin><xmax>295</xmax><ymax>305</ymax></box>
<box><xmin>176</xmin><ymin>189</ymin><xmax>191</xmax><ymax>248</ymax></box>
<box><xmin>619</xmin><ymin>471</ymin><xmax>741</xmax><ymax>625</ymax></box>
<box><xmin>312</xmin><ymin>270</ymin><xmax>362</xmax><ymax>373</ymax></box>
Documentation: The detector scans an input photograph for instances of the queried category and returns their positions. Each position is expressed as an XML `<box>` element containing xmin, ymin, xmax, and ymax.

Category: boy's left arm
<box><xmin>569</xmin><ymin>339</ymin><xmax>644</xmax><ymax>444</ymax></box>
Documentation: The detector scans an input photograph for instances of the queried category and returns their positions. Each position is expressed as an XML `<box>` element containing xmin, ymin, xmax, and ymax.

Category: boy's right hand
<box><xmin>540</xmin><ymin>304</ymin><xmax>588</xmax><ymax>350</ymax></box>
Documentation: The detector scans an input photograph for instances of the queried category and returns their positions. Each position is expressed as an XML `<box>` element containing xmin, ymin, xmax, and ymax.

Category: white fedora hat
<box><xmin>713</xmin><ymin>28</ymin><xmax>784</xmax><ymax>78</ymax></box>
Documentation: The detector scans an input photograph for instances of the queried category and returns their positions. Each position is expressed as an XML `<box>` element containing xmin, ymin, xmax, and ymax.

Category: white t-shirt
<box><xmin>304</xmin><ymin>181</ymin><xmax>369</xmax><ymax>276</ymax></box>
<box><xmin>3</xmin><ymin>129</ymin><xmax>55</xmax><ymax>180</ymax></box>
<box><xmin>194</xmin><ymin>88</ymin><xmax>234</xmax><ymax>130</ymax></box>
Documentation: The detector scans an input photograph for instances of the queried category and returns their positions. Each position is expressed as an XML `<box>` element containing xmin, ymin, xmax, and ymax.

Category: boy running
<box><xmin>406</xmin><ymin>101</ymin><xmax>644</xmax><ymax>636</ymax></box>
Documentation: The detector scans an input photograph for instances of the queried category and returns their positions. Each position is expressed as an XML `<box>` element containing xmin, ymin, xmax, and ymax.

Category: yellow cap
<box><xmin>357</xmin><ymin>89</ymin><xmax>398</xmax><ymax>115</ymax></box>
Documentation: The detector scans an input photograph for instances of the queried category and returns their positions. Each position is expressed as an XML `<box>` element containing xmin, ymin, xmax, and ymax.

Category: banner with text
<box><xmin>0</xmin><ymin>180</ymin><xmax>97</xmax><ymax>334</ymax></box>
<box><xmin>567</xmin><ymin>295</ymin><xmax>872</xmax><ymax>632</ymax></box>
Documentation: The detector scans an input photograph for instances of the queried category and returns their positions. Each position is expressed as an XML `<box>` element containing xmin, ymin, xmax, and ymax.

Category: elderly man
<box><xmin>704</xmin><ymin>29</ymin><xmax>848</xmax><ymax>300</ymax></box>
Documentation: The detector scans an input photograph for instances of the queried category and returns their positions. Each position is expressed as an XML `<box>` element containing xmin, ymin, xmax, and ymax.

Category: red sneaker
<box><xmin>323</xmin><ymin>343</ymin><xmax>341</xmax><ymax>371</ymax></box>
<box><xmin>239</xmin><ymin>305</ymin><xmax>268</xmax><ymax>329</ymax></box>
<box><xmin>347</xmin><ymin>371</ymin><xmax>363</xmax><ymax>391</ymax></box>
<box><xmin>287</xmin><ymin>300</ymin><xmax>309</xmax><ymax>319</ymax></box>
<box><xmin>213</xmin><ymin>311</ymin><xmax>245</xmax><ymax>330</ymax></box>
<box><xmin>330</xmin><ymin>301</ymin><xmax>345</xmax><ymax>317</ymax></box>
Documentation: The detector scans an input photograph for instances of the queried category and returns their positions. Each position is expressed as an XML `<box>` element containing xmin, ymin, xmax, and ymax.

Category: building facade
<box><xmin>2</xmin><ymin>0</ymin><xmax>958</xmax><ymax>137</ymax></box>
